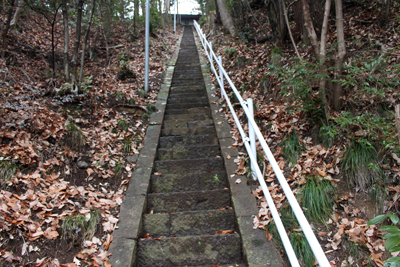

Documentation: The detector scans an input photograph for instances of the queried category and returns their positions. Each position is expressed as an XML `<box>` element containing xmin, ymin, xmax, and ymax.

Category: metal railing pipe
<box><xmin>192</xmin><ymin>20</ymin><xmax>331</xmax><ymax>267</ymax></box>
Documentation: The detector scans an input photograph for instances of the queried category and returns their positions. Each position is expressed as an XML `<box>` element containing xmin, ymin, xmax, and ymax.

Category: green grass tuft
<box><xmin>341</xmin><ymin>140</ymin><xmax>381</xmax><ymax>191</ymax></box>
<box><xmin>281</xmin><ymin>130</ymin><xmax>302</xmax><ymax>167</ymax></box>
<box><xmin>117</xmin><ymin>119</ymin><xmax>129</xmax><ymax>131</ymax></box>
<box><xmin>290</xmin><ymin>232</ymin><xmax>315</xmax><ymax>267</ymax></box>
<box><xmin>0</xmin><ymin>160</ymin><xmax>17</xmax><ymax>189</ymax></box>
<box><xmin>61</xmin><ymin>209</ymin><xmax>100</xmax><ymax>247</ymax></box>
<box><xmin>298</xmin><ymin>176</ymin><xmax>334</xmax><ymax>224</ymax></box>
<box><xmin>65</xmin><ymin>123</ymin><xmax>86</xmax><ymax>151</ymax></box>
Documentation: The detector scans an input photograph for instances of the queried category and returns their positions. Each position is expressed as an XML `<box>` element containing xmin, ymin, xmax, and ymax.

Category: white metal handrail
<box><xmin>193</xmin><ymin>20</ymin><xmax>331</xmax><ymax>267</ymax></box>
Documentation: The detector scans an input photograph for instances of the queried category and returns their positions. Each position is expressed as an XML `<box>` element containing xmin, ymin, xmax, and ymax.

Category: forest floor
<box><xmin>200</xmin><ymin>2</ymin><xmax>400</xmax><ymax>267</ymax></box>
<box><xmin>2</xmin><ymin>2</ymin><xmax>400</xmax><ymax>267</ymax></box>
<box><xmin>0</xmin><ymin>14</ymin><xmax>182</xmax><ymax>266</ymax></box>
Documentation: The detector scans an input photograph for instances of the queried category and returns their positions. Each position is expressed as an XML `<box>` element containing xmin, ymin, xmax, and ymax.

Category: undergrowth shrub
<box><xmin>62</xmin><ymin>209</ymin><xmax>100</xmax><ymax>247</ymax></box>
<box><xmin>341</xmin><ymin>139</ymin><xmax>382</xmax><ymax>191</ymax></box>
<box><xmin>65</xmin><ymin>123</ymin><xmax>86</xmax><ymax>151</ymax></box>
<box><xmin>281</xmin><ymin>130</ymin><xmax>302</xmax><ymax>167</ymax></box>
<box><xmin>298</xmin><ymin>176</ymin><xmax>334</xmax><ymax>224</ymax></box>
<box><xmin>0</xmin><ymin>160</ymin><xmax>17</xmax><ymax>189</ymax></box>
<box><xmin>273</xmin><ymin>59</ymin><xmax>327</xmax><ymax>125</ymax></box>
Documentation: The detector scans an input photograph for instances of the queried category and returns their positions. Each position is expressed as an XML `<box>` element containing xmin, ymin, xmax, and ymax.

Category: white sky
<box><xmin>170</xmin><ymin>0</ymin><xmax>201</xmax><ymax>15</ymax></box>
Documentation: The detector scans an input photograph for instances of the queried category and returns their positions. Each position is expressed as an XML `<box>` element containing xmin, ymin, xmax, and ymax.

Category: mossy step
<box><xmin>170</xmin><ymin>85</ymin><xmax>205</xmax><ymax>91</ymax></box>
<box><xmin>143</xmin><ymin>209</ymin><xmax>236</xmax><ymax>237</ymax></box>
<box><xmin>137</xmin><ymin>234</ymin><xmax>242</xmax><ymax>266</ymax></box>
<box><xmin>147</xmin><ymin>189</ymin><xmax>231</xmax><ymax>213</ymax></box>
<box><xmin>172</xmin><ymin>73</ymin><xmax>204</xmax><ymax>80</ymax></box>
<box><xmin>167</xmin><ymin>96</ymin><xmax>208</xmax><ymax>104</ymax></box>
<box><xmin>164</xmin><ymin>107</ymin><xmax>211</xmax><ymax>116</ymax></box>
<box><xmin>154</xmin><ymin>157</ymin><xmax>224</xmax><ymax>174</ymax></box>
<box><xmin>167</xmin><ymin>102</ymin><xmax>208</xmax><ymax>110</ymax></box>
<box><xmin>168</xmin><ymin>92</ymin><xmax>206</xmax><ymax>98</ymax></box>
<box><xmin>159</xmin><ymin>134</ymin><xmax>218</xmax><ymax>148</ymax></box>
<box><xmin>157</xmin><ymin>144</ymin><xmax>220</xmax><ymax>160</ymax></box>
<box><xmin>151</xmin><ymin>170</ymin><xmax>227</xmax><ymax>193</ymax></box>
<box><xmin>171</xmin><ymin>80</ymin><xmax>205</xmax><ymax>86</ymax></box>
<box><xmin>163</xmin><ymin>119</ymin><xmax>214</xmax><ymax>130</ymax></box>
<box><xmin>162</xmin><ymin>125</ymin><xmax>216</xmax><ymax>136</ymax></box>
<box><xmin>173</xmin><ymin>66</ymin><xmax>202</xmax><ymax>72</ymax></box>
<box><xmin>164</xmin><ymin>113</ymin><xmax>211</xmax><ymax>121</ymax></box>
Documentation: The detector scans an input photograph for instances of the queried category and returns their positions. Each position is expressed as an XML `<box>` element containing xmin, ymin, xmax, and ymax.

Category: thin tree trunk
<box><xmin>2</xmin><ymin>0</ymin><xmax>15</xmax><ymax>59</ymax></box>
<box><xmin>301</xmin><ymin>0</ymin><xmax>319</xmax><ymax>60</ymax></box>
<box><xmin>214</xmin><ymin>0</ymin><xmax>221</xmax><ymax>24</ymax></box>
<box><xmin>79</xmin><ymin>0</ymin><xmax>96</xmax><ymax>84</ymax></box>
<box><xmin>62</xmin><ymin>0</ymin><xmax>70</xmax><ymax>82</ymax></box>
<box><xmin>280</xmin><ymin>0</ymin><xmax>301</xmax><ymax>59</ymax></box>
<box><xmin>164</xmin><ymin>0</ymin><xmax>169</xmax><ymax>23</ymax></box>
<box><xmin>134</xmin><ymin>0</ymin><xmax>139</xmax><ymax>32</ymax></box>
<box><xmin>216</xmin><ymin>0</ymin><xmax>235</xmax><ymax>37</ymax></box>
<box><xmin>333</xmin><ymin>0</ymin><xmax>346</xmax><ymax>110</ymax></box>
<box><xmin>318</xmin><ymin>0</ymin><xmax>331</xmax><ymax>112</ymax></box>
<box><xmin>10</xmin><ymin>0</ymin><xmax>24</xmax><ymax>28</ymax></box>
<box><xmin>71</xmin><ymin>0</ymin><xmax>84</xmax><ymax>94</ymax></box>
<box><xmin>384</xmin><ymin>0</ymin><xmax>391</xmax><ymax>25</ymax></box>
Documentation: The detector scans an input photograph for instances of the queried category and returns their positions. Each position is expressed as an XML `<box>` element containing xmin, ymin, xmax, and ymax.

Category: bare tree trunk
<box><xmin>384</xmin><ymin>0</ymin><xmax>392</xmax><ymax>25</ymax></box>
<box><xmin>301</xmin><ymin>0</ymin><xmax>319</xmax><ymax>60</ymax></box>
<box><xmin>163</xmin><ymin>0</ymin><xmax>169</xmax><ymax>24</ymax></box>
<box><xmin>62</xmin><ymin>0</ymin><xmax>70</xmax><ymax>82</ymax></box>
<box><xmin>318</xmin><ymin>0</ymin><xmax>331</xmax><ymax>112</ymax></box>
<box><xmin>2</xmin><ymin>0</ymin><xmax>16</xmax><ymax>59</ymax></box>
<box><xmin>134</xmin><ymin>0</ymin><xmax>139</xmax><ymax>32</ymax></box>
<box><xmin>214</xmin><ymin>0</ymin><xmax>221</xmax><ymax>24</ymax></box>
<box><xmin>280</xmin><ymin>0</ymin><xmax>301</xmax><ymax>59</ymax></box>
<box><xmin>10</xmin><ymin>0</ymin><xmax>24</xmax><ymax>28</ymax></box>
<box><xmin>79</xmin><ymin>0</ymin><xmax>96</xmax><ymax>85</ymax></box>
<box><xmin>333</xmin><ymin>0</ymin><xmax>346</xmax><ymax>110</ymax></box>
<box><xmin>71</xmin><ymin>0</ymin><xmax>84</xmax><ymax>94</ymax></box>
<box><xmin>216</xmin><ymin>0</ymin><xmax>235</xmax><ymax>37</ymax></box>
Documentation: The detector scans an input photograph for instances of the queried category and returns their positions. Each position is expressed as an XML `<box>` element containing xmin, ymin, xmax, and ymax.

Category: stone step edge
<box><xmin>107</xmin><ymin>29</ymin><xmax>184</xmax><ymax>267</ymax></box>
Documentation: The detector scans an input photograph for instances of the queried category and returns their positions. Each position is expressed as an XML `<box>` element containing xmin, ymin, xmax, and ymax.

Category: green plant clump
<box><xmin>117</xmin><ymin>119</ymin><xmax>129</xmax><ymax>131</ymax></box>
<box><xmin>341</xmin><ymin>139</ymin><xmax>381</xmax><ymax>191</ymax></box>
<box><xmin>62</xmin><ymin>209</ymin><xmax>100</xmax><ymax>247</ymax></box>
<box><xmin>65</xmin><ymin>123</ymin><xmax>86</xmax><ymax>151</ymax></box>
<box><xmin>298</xmin><ymin>176</ymin><xmax>334</xmax><ymax>224</ymax></box>
<box><xmin>290</xmin><ymin>232</ymin><xmax>315</xmax><ymax>267</ymax></box>
<box><xmin>0</xmin><ymin>160</ymin><xmax>17</xmax><ymax>189</ymax></box>
<box><xmin>281</xmin><ymin>130</ymin><xmax>302</xmax><ymax>167</ymax></box>
<box><xmin>368</xmin><ymin>213</ymin><xmax>400</xmax><ymax>267</ymax></box>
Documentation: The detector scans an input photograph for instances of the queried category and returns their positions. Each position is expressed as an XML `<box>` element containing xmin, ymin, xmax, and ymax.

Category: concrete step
<box><xmin>159</xmin><ymin>134</ymin><xmax>218</xmax><ymax>148</ymax></box>
<box><xmin>172</xmin><ymin>73</ymin><xmax>203</xmax><ymax>80</ymax></box>
<box><xmin>137</xmin><ymin>234</ymin><xmax>242</xmax><ymax>266</ymax></box>
<box><xmin>147</xmin><ymin>189</ymin><xmax>231</xmax><ymax>213</ymax></box>
<box><xmin>163</xmin><ymin>119</ymin><xmax>214</xmax><ymax>130</ymax></box>
<box><xmin>150</xmin><ymin>170</ymin><xmax>227</xmax><ymax>193</ymax></box>
<box><xmin>164</xmin><ymin>107</ymin><xmax>211</xmax><ymax>115</ymax></box>
<box><xmin>168</xmin><ymin>92</ymin><xmax>206</xmax><ymax>98</ymax></box>
<box><xmin>154</xmin><ymin>157</ymin><xmax>224</xmax><ymax>174</ymax></box>
<box><xmin>143</xmin><ymin>209</ymin><xmax>236</xmax><ymax>237</ymax></box>
<box><xmin>167</xmin><ymin>96</ymin><xmax>209</xmax><ymax>104</ymax></box>
<box><xmin>171</xmin><ymin>80</ymin><xmax>205</xmax><ymax>86</ymax></box>
<box><xmin>170</xmin><ymin>85</ymin><xmax>205</xmax><ymax>91</ymax></box>
<box><xmin>167</xmin><ymin>102</ymin><xmax>208</xmax><ymax>110</ymax></box>
<box><xmin>157</xmin><ymin>144</ymin><xmax>220</xmax><ymax>160</ymax></box>
<box><xmin>164</xmin><ymin>113</ymin><xmax>211</xmax><ymax>121</ymax></box>
<box><xmin>162</xmin><ymin>126</ymin><xmax>216</xmax><ymax>136</ymax></box>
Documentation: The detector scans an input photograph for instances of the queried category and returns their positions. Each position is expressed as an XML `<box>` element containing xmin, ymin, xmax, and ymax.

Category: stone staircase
<box><xmin>136</xmin><ymin>27</ymin><xmax>245</xmax><ymax>266</ymax></box>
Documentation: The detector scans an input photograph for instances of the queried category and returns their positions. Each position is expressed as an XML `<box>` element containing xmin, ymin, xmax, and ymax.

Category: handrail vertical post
<box><xmin>247</xmin><ymin>98</ymin><xmax>257</xmax><ymax>180</ymax></box>
<box><xmin>218</xmin><ymin>56</ymin><xmax>224</xmax><ymax>99</ymax></box>
<box><xmin>209</xmin><ymin>42</ymin><xmax>213</xmax><ymax>70</ymax></box>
